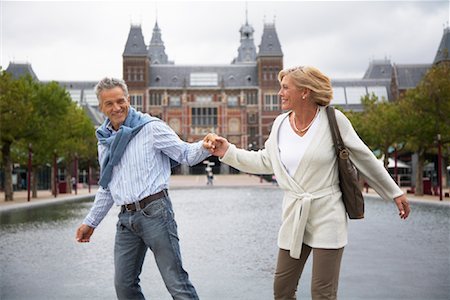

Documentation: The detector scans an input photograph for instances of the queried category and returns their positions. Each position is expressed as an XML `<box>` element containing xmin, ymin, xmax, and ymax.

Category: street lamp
<box><xmin>393</xmin><ymin>143</ymin><xmax>398</xmax><ymax>184</ymax></box>
<box><xmin>74</xmin><ymin>153</ymin><xmax>78</xmax><ymax>195</ymax></box>
<box><xmin>27</xmin><ymin>143</ymin><xmax>32</xmax><ymax>202</ymax></box>
<box><xmin>437</xmin><ymin>134</ymin><xmax>443</xmax><ymax>201</ymax></box>
<box><xmin>53</xmin><ymin>150</ymin><xmax>58</xmax><ymax>197</ymax></box>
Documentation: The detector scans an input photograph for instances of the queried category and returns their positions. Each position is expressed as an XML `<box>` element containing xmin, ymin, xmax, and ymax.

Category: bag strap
<box><xmin>325</xmin><ymin>106</ymin><xmax>347</xmax><ymax>157</ymax></box>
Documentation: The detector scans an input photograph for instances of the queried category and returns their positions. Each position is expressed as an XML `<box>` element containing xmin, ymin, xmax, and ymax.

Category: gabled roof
<box><xmin>148</xmin><ymin>64</ymin><xmax>258</xmax><ymax>89</ymax></box>
<box><xmin>257</xmin><ymin>23</ymin><xmax>283</xmax><ymax>57</ymax></box>
<box><xmin>123</xmin><ymin>25</ymin><xmax>148</xmax><ymax>57</ymax></box>
<box><xmin>5</xmin><ymin>62</ymin><xmax>38</xmax><ymax>80</ymax></box>
<box><xmin>81</xmin><ymin>102</ymin><xmax>105</xmax><ymax>128</ymax></box>
<box><xmin>393</xmin><ymin>64</ymin><xmax>431</xmax><ymax>89</ymax></box>
<box><xmin>363</xmin><ymin>59</ymin><xmax>393</xmax><ymax>79</ymax></box>
<box><xmin>434</xmin><ymin>27</ymin><xmax>450</xmax><ymax>65</ymax></box>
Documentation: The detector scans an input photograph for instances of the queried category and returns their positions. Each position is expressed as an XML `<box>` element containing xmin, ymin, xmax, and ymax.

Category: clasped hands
<box><xmin>203</xmin><ymin>133</ymin><xmax>229</xmax><ymax>158</ymax></box>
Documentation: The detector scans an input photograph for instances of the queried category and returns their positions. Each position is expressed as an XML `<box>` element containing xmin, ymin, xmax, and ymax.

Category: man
<box><xmin>76</xmin><ymin>77</ymin><xmax>212</xmax><ymax>300</ymax></box>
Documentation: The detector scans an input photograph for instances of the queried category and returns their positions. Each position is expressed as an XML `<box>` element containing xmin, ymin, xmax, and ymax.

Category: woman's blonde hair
<box><xmin>278</xmin><ymin>66</ymin><xmax>333</xmax><ymax>106</ymax></box>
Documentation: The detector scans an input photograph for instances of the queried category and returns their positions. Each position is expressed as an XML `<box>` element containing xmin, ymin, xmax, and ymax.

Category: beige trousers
<box><xmin>273</xmin><ymin>244</ymin><xmax>344</xmax><ymax>300</ymax></box>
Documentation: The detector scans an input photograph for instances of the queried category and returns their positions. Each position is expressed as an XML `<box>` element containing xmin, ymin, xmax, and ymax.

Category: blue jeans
<box><xmin>114</xmin><ymin>194</ymin><xmax>199</xmax><ymax>300</ymax></box>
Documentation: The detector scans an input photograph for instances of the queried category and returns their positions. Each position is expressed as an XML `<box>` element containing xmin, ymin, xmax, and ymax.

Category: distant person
<box><xmin>205</xmin><ymin>66</ymin><xmax>410</xmax><ymax>299</ymax></box>
<box><xmin>207</xmin><ymin>171</ymin><xmax>214</xmax><ymax>185</ymax></box>
<box><xmin>71</xmin><ymin>176</ymin><xmax>76</xmax><ymax>192</ymax></box>
<box><xmin>75</xmin><ymin>77</ymin><xmax>213</xmax><ymax>300</ymax></box>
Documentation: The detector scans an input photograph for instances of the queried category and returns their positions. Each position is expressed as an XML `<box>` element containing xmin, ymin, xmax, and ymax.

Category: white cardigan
<box><xmin>220</xmin><ymin>107</ymin><xmax>403</xmax><ymax>259</ymax></box>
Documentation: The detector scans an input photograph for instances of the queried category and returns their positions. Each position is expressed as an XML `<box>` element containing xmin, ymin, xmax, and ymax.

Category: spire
<box><xmin>232</xmin><ymin>8</ymin><xmax>257</xmax><ymax>64</ymax></box>
<box><xmin>148</xmin><ymin>21</ymin><xmax>170</xmax><ymax>64</ymax></box>
<box><xmin>6</xmin><ymin>62</ymin><xmax>38</xmax><ymax>80</ymax></box>
<box><xmin>433</xmin><ymin>26</ymin><xmax>450</xmax><ymax>65</ymax></box>
<box><xmin>257</xmin><ymin>22</ymin><xmax>283</xmax><ymax>57</ymax></box>
<box><xmin>123</xmin><ymin>25</ymin><xmax>147</xmax><ymax>57</ymax></box>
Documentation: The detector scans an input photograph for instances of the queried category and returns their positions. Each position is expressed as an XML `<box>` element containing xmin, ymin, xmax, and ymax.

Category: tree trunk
<box><xmin>1</xmin><ymin>141</ymin><xmax>14</xmax><ymax>201</ymax></box>
<box><xmin>383</xmin><ymin>147</ymin><xmax>389</xmax><ymax>169</ymax></box>
<box><xmin>415</xmin><ymin>151</ymin><xmax>425</xmax><ymax>196</ymax></box>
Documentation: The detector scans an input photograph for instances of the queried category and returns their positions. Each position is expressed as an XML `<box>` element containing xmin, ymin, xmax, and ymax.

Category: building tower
<box><xmin>433</xmin><ymin>26</ymin><xmax>450</xmax><ymax>66</ymax></box>
<box><xmin>256</xmin><ymin>22</ymin><xmax>283</xmax><ymax>146</ymax></box>
<box><xmin>147</xmin><ymin>21</ymin><xmax>172</xmax><ymax>65</ymax></box>
<box><xmin>123</xmin><ymin>25</ymin><xmax>150</xmax><ymax>111</ymax></box>
<box><xmin>232</xmin><ymin>9</ymin><xmax>257</xmax><ymax>64</ymax></box>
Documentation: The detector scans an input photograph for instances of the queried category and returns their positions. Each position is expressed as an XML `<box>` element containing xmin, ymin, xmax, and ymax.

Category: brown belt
<box><xmin>121</xmin><ymin>189</ymin><xmax>167</xmax><ymax>212</ymax></box>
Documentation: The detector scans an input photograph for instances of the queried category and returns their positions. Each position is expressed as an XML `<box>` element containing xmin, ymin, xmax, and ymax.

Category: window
<box><xmin>345</xmin><ymin>87</ymin><xmax>367</xmax><ymax>104</ymax></box>
<box><xmin>169</xmin><ymin>95</ymin><xmax>181</xmax><ymax>106</ymax></box>
<box><xmin>227</xmin><ymin>95</ymin><xmax>238</xmax><ymax>107</ymax></box>
<box><xmin>130</xmin><ymin>94</ymin><xmax>143</xmax><ymax>111</ymax></box>
<box><xmin>191</xmin><ymin>107</ymin><xmax>218</xmax><ymax>126</ymax></box>
<box><xmin>149</xmin><ymin>92</ymin><xmax>162</xmax><ymax>106</ymax></box>
<box><xmin>68</xmin><ymin>90</ymin><xmax>81</xmax><ymax>104</ymax></box>
<box><xmin>367</xmin><ymin>86</ymin><xmax>388</xmax><ymax>101</ymax></box>
<box><xmin>246</xmin><ymin>91</ymin><xmax>258</xmax><ymax>105</ymax></box>
<box><xmin>247</xmin><ymin>113</ymin><xmax>257</xmax><ymax>124</ymax></box>
<box><xmin>264</xmin><ymin>94</ymin><xmax>279</xmax><ymax>111</ymax></box>
<box><xmin>248</xmin><ymin>126</ymin><xmax>258</xmax><ymax>143</ymax></box>
<box><xmin>127</xmin><ymin>67</ymin><xmax>144</xmax><ymax>82</ymax></box>
<box><xmin>190</xmin><ymin>73</ymin><xmax>218</xmax><ymax>86</ymax></box>
<box><xmin>195</xmin><ymin>95</ymin><xmax>212</xmax><ymax>103</ymax></box>
<box><xmin>332</xmin><ymin>87</ymin><xmax>346</xmax><ymax>105</ymax></box>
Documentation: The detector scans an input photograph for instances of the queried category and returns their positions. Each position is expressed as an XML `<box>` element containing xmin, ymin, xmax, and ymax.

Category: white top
<box><xmin>278</xmin><ymin>110</ymin><xmax>321</xmax><ymax>177</ymax></box>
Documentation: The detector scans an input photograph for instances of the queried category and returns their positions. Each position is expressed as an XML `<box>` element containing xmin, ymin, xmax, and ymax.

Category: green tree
<box><xmin>26</xmin><ymin>81</ymin><xmax>74</xmax><ymax>197</ymax></box>
<box><xmin>56</xmin><ymin>102</ymin><xmax>97</xmax><ymax>192</ymax></box>
<box><xmin>399</xmin><ymin>63</ymin><xmax>450</xmax><ymax>195</ymax></box>
<box><xmin>345</xmin><ymin>93</ymin><xmax>405</xmax><ymax>169</ymax></box>
<box><xmin>1</xmin><ymin>70</ymin><xmax>98</xmax><ymax>201</ymax></box>
<box><xmin>0</xmin><ymin>71</ymin><xmax>36</xmax><ymax>201</ymax></box>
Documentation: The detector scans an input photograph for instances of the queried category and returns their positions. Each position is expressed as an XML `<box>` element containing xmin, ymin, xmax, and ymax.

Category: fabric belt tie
<box><xmin>121</xmin><ymin>189</ymin><xmax>168</xmax><ymax>212</ymax></box>
<box><xmin>289</xmin><ymin>184</ymin><xmax>340</xmax><ymax>259</ymax></box>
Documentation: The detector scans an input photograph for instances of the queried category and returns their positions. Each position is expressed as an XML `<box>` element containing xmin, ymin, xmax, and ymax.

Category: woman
<box><xmin>206</xmin><ymin>66</ymin><xmax>410</xmax><ymax>299</ymax></box>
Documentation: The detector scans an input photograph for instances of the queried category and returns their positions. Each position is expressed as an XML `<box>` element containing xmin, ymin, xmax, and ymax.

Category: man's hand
<box><xmin>203</xmin><ymin>133</ymin><xmax>217</xmax><ymax>152</ymax></box>
<box><xmin>203</xmin><ymin>133</ymin><xmax>230</xmax><ymax>158</ymax></box>
<box><xmin>76</xmin><ymin>224</ymin><xmax>95</xmax><ymax>243</ymax></box>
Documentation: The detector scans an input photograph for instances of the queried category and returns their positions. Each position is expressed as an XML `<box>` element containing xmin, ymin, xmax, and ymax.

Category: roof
<box><xmin>434</xmin><ymin>27</ymin><xmax>450</xmax><ymax>65</ymax></box>
<box><xmin>57</xmin><ymin>81</ymin><xmax>98</xmax><ymax>90</ymax></box>
<box><xmin>5</xmin><ymin>62</ymin><xmax>38</xmax><ymax>80</ymax></box>
<box><xmin>363</xmin><ymin>59</ymin><xmax>393</xmax><ymax>79</ymax></box>
<box><xmin>393</xmin><ymin>64</ymin><xmax>431</xmax><ymax>89</ymax></box>
<box><xmin>148</xmin><ymin>64</ymin><xmax>259</xmax><ymax>89</ymax></box>
<box><xmin>123</xmin><ymin>25</ymin><xmax>148</xmax><ymax>57</ymax></box>
<box><xmin>257</xmin><ymin>23</ymin><xmax>283</xmax><ymax>57</ymax></box>
<box><xmin>81</xmin><ymin>103</ymin><xmax>105</xmax><ymax>127</ymax></box>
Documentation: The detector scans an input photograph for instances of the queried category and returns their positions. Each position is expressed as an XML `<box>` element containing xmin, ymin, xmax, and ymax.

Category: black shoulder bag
<box><xmin>326</xmin><ymin>106</ymin><xmax>364</xmax><ymax>219</ymax></box>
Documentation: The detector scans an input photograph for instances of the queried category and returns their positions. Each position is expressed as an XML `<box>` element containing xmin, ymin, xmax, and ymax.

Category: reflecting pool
<box><xmin>1</xmin><ymin>188</ymin><xmax>449</xmax><ymax>299</ymax></box>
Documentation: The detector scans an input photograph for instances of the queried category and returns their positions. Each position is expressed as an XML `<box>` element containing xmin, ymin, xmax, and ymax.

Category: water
<box><xmin>0</xmin><ymin>188</ymin><xmax>449</xmax><ymax>300</ymax></box>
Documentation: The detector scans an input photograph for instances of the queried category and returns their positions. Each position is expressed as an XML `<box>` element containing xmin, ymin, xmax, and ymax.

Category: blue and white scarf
<box><xmin>96</xmin><ymin>107</ymin><xmax>157</xmax><ymax>188</ymax></box>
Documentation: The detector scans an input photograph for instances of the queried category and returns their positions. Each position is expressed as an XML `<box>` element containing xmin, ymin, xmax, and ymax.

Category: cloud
<box><xmin>1</xmin><ymin>1</ymin><xmax>448</xmax><ymax>81</ymax></box>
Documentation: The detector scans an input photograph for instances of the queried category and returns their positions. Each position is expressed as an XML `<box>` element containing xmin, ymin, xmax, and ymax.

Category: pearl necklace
<box><xmin>292</xmin><ymin>107</ymin><xmax>320</xmax><ymax>133</ymax></box>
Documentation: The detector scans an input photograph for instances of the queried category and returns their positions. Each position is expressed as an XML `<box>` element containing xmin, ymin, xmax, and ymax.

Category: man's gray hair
<box><xmin>94</xmin><ymin>77</ymin><xmax>129</xmax><ymax>100</ymax></box>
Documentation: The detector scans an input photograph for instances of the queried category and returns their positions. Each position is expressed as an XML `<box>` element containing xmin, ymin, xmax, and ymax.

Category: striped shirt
<box><xmin>83</xmin><ymin>120</ymin><xmax>210</xmax><ymax>227</ymax></box>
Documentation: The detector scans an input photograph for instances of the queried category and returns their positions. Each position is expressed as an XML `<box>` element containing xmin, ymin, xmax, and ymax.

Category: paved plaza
<box><xmin>0</xmin><ymin>174</ymin><xmax>448</xmax><ymax>210</ymax></box>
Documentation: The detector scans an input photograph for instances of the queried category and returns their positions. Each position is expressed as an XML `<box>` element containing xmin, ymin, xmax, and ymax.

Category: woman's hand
<box><xmin>203</xmin><ymin>133</ymin><xmax>230</xmax><ymax>158</ymax></box>
<box><xmin>394</xmin><ymin>194</ymin><xmax>410</xmax><ymax>219</ymax></box>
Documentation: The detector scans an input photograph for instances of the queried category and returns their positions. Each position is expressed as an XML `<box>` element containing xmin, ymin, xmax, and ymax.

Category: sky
<box><xmin>1</xmin><ymin>0</ymin><xmax>449</xmax><ymax>81</ymax></box>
